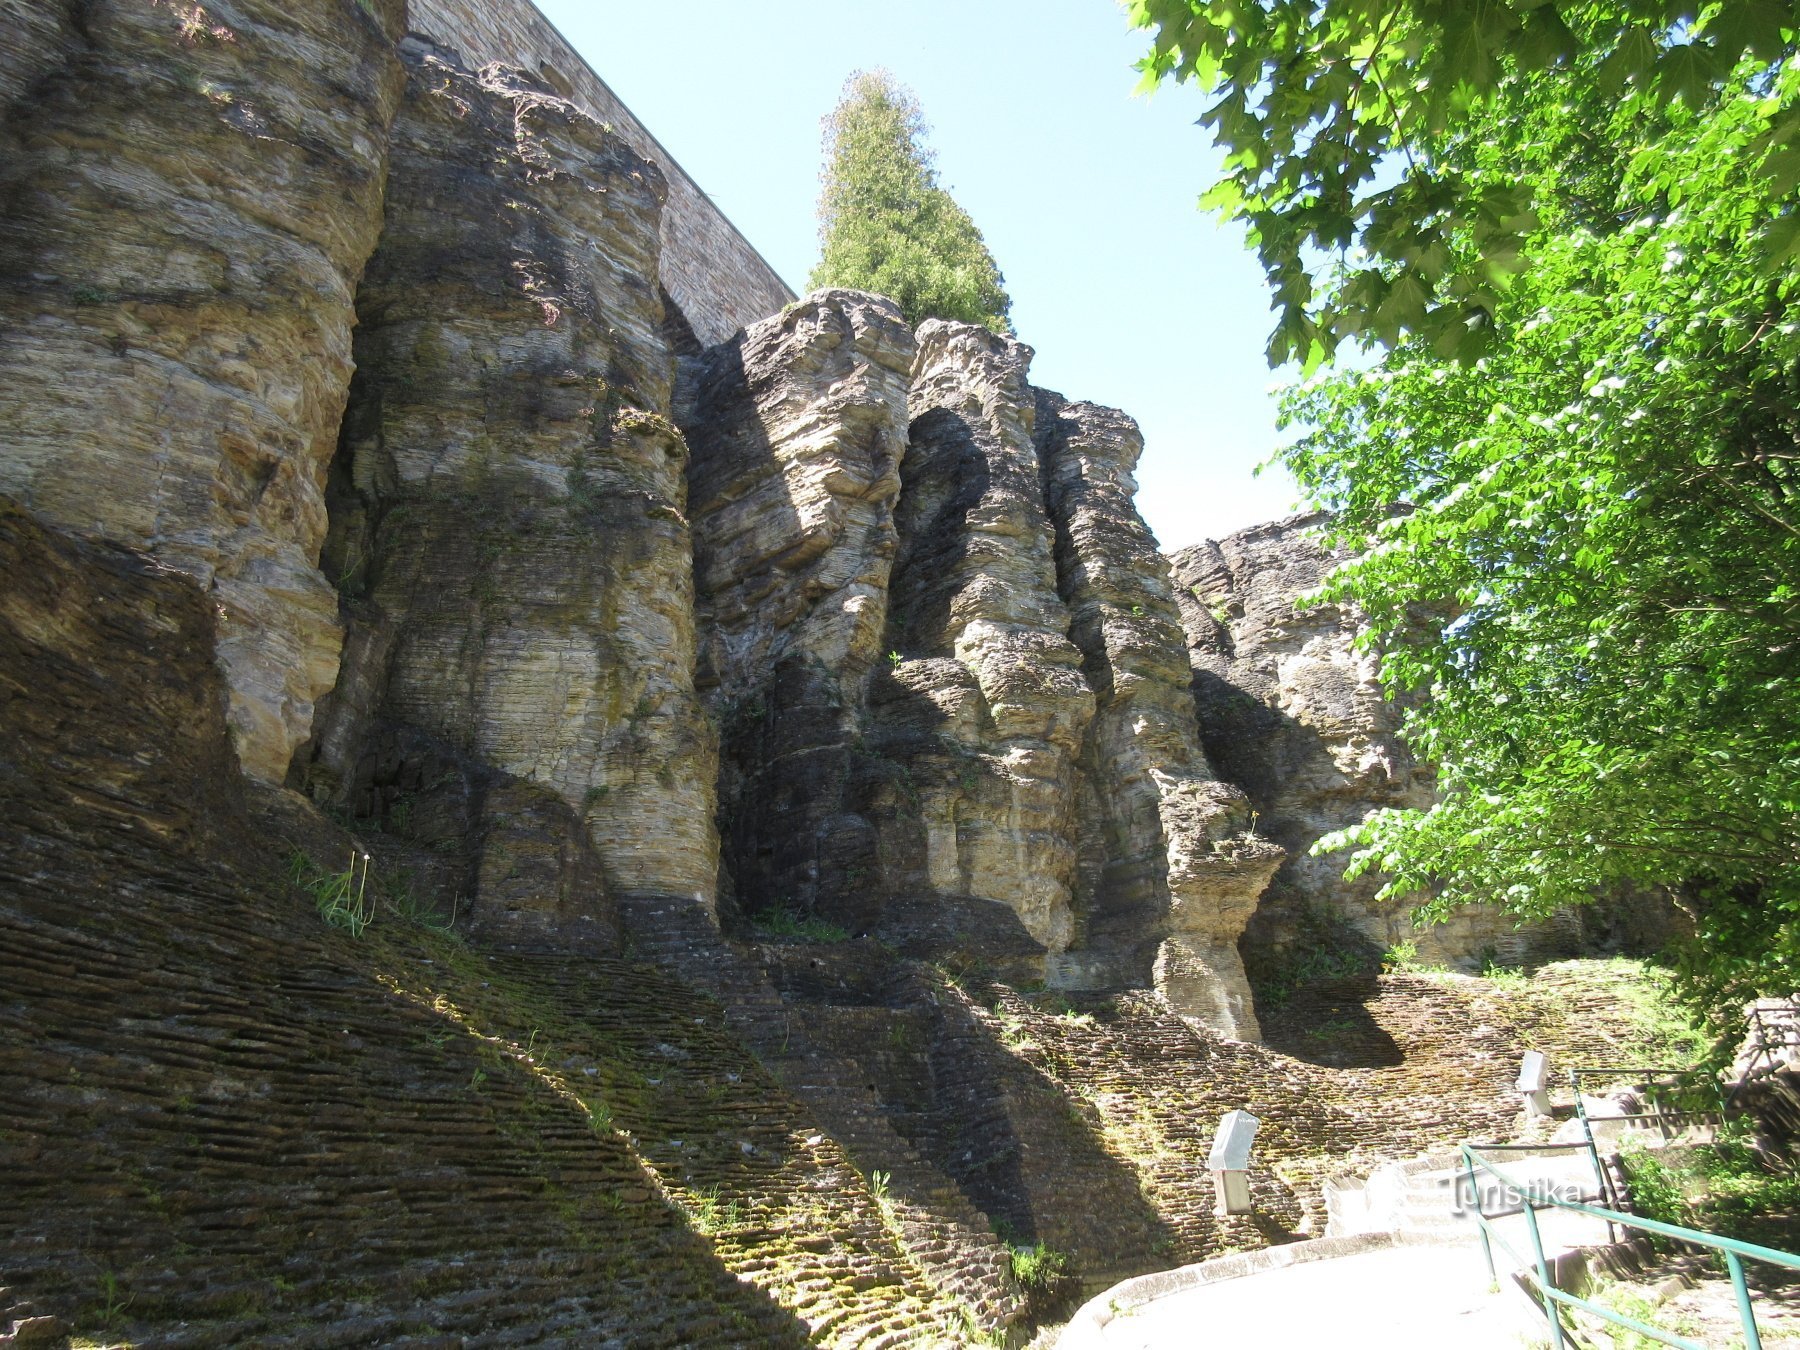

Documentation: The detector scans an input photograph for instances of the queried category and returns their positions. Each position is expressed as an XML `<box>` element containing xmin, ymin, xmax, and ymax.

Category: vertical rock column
<box><xmin>871</xmin><ymin>322</ymin><xmax>1095</xmax><ymax>966</ymax></box>
<box><xmin>304</xmin><ymin>42</ymin><xmax>715</xmax><ymax>930</ymax></box>
<box><xmin>1036</xmin><ymin>393</ymin><xmax>1280</xmax><ymax>1040</ymax></box>
<box><xmin>680</xmin><ymin>289</ymin><xmax>915</xmax><ymax>927</ymax></box>
<box><xmin>0</xmin><ymin>0</ymin><xmax>406</xmax><ymax>783</ymax></box>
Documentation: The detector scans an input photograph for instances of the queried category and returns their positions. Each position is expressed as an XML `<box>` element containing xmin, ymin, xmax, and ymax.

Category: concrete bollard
<box><xmin>1517</xmin><ymin>1050</ymin><xmax>1552</xmax><ymax>1117</ymax></box>
<box><xmin>1209</xmin><ymin>1109</ymin><xmax>1260</xmax><ymax>1216</ymax></box>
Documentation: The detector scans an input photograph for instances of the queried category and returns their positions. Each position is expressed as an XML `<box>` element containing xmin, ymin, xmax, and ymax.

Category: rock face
<box><xmin>1170</xmin><ymin>514</ymin><xmax>1550</xmax><ymax>967</ymax></box>
<box><xmin>1037</xmin><ymin>393</ymin><xmax>1281</xmax><ymax>1039</ymax></box>
<box><xmin>0</xmin><ymin>14</ymin><xmax>1680</xmax><ymax>1341</ymax></box>
<box><xmin>0</xmin><ymin>0</ymin><xmax>80</xmax><ymax>116</ymax></box>
<box><xmin>295</xmin><ymin>41</ymin><xmax>713</xmax><ymax>944</ymax></box>
<box><xmin>0</xmin><ymin>0</ymin><xmax>1380</xmax><ymax>1036</ymax></box>
<box><xmin>681</xmin><ymin>290</ymin><xmax>916</xmax><ymax>924</ymax></box>
<box><xmin>0</xmin><ymin>0</ymin><xmax>407</xmax><ymax>784</ymax></box>
<box><xmin>0</xmin><ymin>0</ymin><xmax>1309</xmax><ymax>1007</ymax></box>
<box><xmin>868</xmin><ymin>323</ymin><xmax>1097</xmax><ymax>963</ymax></box>
<box><xmin>678</xmin><ymin>309</ymin><xmax>1288</xmax><ymax>1031</ymax></box>
<box><xmin>0</xmin><ymin>496</ymin><xmax>249</xmax><ymax>867</ymax></box>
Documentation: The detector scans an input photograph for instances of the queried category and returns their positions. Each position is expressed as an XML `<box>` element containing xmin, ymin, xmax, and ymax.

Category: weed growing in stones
<box><xmin>1479</xmin><ymin>956</ymin><xmax>1531</xmax><ymax>991</ymax></box>
<box><xmin>868</xmin><ymin>1169</ymin><xmax>895</xmax><ymax>1223</ymax></box>
<box><xmin>751</xmin><ymin>904</ymin><xmax>848</xmax><ymax>943</ymax></box>
<box><xmin>1382</xmin><ymin>939</ymin><xmax>1420</xmax><ymax>973</ymax></box>
<box><xmin>384</xmin><ymin>873</ymin><xmax>460</xmax><ymax>935</ymax></box>
<box><xmin>93</xmin><ymin>1270</ymin><xmax>133</xmax><ymax>1327</ymax></box>
<box><xmin>288</xmin><ymin>849</ymin><xmax>375</xmax><ymax>937</ymax></box>
<box><xmin>1008</xmin><ymin>1241</ymin><xmax>1069</xmax><ymax>1291</ymax></box>
<box><xmin>686</xmin><ymin>1185</ymin><xmax>740</xmax><ymax>1235</ymax></box>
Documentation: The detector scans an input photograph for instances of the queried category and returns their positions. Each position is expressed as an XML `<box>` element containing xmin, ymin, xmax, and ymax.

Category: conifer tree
<box><xmin>809</xmin><ymin>70</ymin><xmax>1012</xmax><ymax>335</ymax></box>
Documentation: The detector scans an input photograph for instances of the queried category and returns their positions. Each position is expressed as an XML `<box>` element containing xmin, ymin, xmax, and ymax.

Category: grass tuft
<box><xmin>288</xmin><ymin>849</ymin><xmax>375</xmax><ymax>937</ymax></box>
<box><xmin>750</xmin><ymin>904</ymin><xmax>848</xmax><ymax>943</ymax></box>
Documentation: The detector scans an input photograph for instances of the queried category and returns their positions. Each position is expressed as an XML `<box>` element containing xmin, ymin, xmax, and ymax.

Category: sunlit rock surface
<box><xmin>681</xmin><ymin>289</ymin><xmax>915</xmax><ymax>926</ymax></box>
<box><xmin>1171</xmin><ymin>513</ymin><xmax>1570</xmax><ymax>968</ymax></box>
<box><xmin>1038</xmin><ymin>392</ymin><xmax>1280</xmax><ymax>1039</ymax></box>
<box><xmin>867</xmin><ymin>322</ymin><xmax>1096</xmax><ymax>966</ymax></box>
<box><xmin>0</xmin><ymin>0</ymin><xmax>407</xmax><ymax>782</ymax></box>
<box><xmin>297</xmin><ymin>41</ymin><xmax>711</xmax><ymax>941</ymax></box>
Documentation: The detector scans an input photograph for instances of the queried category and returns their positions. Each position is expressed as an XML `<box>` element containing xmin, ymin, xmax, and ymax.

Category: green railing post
<box><xmin>1727</xmin><ymin>1250</ymin><xmax>1763</xmax><ymax>1350</ymax></box>
<box><xmin>1462</xmin><ymin>1146</ymin><xmax>1497</xmax><ymax>1286</ymax></box>
<box><xmin>1521</xmin><ymin>1197</ymin><xmax>1568</xmax><ymax>1349</ymax></box>
<box><xmin>1583</xmin><ymin>1138</ymin><xmax>1618</xmax><ymax>1246</ymax></box>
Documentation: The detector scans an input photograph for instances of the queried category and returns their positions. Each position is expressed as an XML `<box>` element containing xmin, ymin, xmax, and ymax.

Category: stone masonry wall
<box><xmin>408</xmin><ymin>0</ymin><xmax>795</xmax><ymax>346</ymax></box>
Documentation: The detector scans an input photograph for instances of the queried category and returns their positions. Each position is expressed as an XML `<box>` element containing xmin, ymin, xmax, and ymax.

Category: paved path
<box><xmin>1089</xmin><ymin>1242</ymin><xmax>1549</xmax><ymax>1350</ymax></box>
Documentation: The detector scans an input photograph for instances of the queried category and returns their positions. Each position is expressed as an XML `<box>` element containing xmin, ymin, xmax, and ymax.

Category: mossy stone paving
<box><xmin>913</xmin><ymin>966</ymin><xmax>1661</xmax><ymax>1274</ymax></box>
<box><xmin>0</xmin><ymin>854</ymin><xmax>980</xmax><ymax>1346</ymax></box>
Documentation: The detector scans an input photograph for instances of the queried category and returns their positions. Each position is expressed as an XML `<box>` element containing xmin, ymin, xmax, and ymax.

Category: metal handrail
<box><xmin>1570</xmin><ymin>1064</ymin><xmax>1730</xmax><ymax>1172</ymax></box>
<box><xmin>1461</xmin><ymin>1144</ymin><xmax>1800</xmax><ymax>1350</ymax></box>
<box><xmin>1461</xmin><ymin>1138</ymin><xmax>1618</xmax><ymax>1245</ymax></box>
<box><xmin>1727</xmin><ymin>1007</ymin><xmax>1800</xmax><ymax>1108</ymax></box>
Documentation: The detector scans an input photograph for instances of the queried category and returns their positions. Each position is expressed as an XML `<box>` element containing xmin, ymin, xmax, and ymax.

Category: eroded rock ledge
<box><xmin>676</xmin><ymin>308</ymin><xmax>1281</xmax><ymax>1034</ymax></box>
<box><xmin>1170</xmin><ymin>514</ymin><xmax>1584</xmax><ymax>970</ymax></box>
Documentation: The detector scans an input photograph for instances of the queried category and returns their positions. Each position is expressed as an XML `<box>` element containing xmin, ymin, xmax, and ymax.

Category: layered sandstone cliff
<box><xmin>295</xmin><ymin>38</ymin><xmax>714</xmax><ymax>944</ymax></box>
<box><xmin>0</xmin><ymin>0</ymin><xmax>407</xmax><ymax>784</ymax></box>
<box><xmin>0</xmin><ymin>0</ymin><xmax>1291</xmax><ymax>1010</ymax></box>
<box><xmin>675</xmin><ymin>312</ymin><xmax>1278</xmax><ymax>1033</ymax></box>
<box><xmin>1170</xmin><ymin>514</ymin><xmax>1577</xmax><ymax>968</ymax></box>
<box><xmin>870</xmin><ymin>324</ymin><xmax>1098</xmax><ymax>961</ymax></box>
<box><xmin>682</xmin><ymin>289</ymin><xmax>915</xmax><ymax>930</ymax></box>
<box><xmin>0</xmin><ymin>4</ymin><xmax>1677</xmax><ymax>1343</ymax></box>
<box><xmin>1038</xmin><ymin>394</ymin><xmax>1281</xmax><ymax>1037</ymax></box>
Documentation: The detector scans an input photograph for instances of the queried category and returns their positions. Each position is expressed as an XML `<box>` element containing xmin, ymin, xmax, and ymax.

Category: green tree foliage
<box><xmin>1134</xmin><ymin>4</ymin><xmax>1800</xmax><ymax>1036</ymax></box>
<box><xmin>1129</xmin><ymin>0</ymin><xmax>1800</xmax><ymax>366</ymax></box>
<box><xmin>809</xmin><ymin>70</ymin><xmax>1013</xmax><ymax>334</ymax></box>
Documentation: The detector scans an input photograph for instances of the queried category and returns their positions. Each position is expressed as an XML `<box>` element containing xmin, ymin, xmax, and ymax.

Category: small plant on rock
<box><xmin>868</xmin><ymin>1169</ymin><xmax>895</xmax><ymax>1221</ymax></box>
<box><xmin>1009</xmin><ymin>1240</ymin><xmax>1070</xmax><ymax>1291</ymax></box>
<box><xmin>94</xmin><ymin>1270</ymin><xmax>133</xmax><ymax>1327</ymax></box>
<box><xmin>1382</xmin><ymin>938</ymin><xmax>1420</xmax><ymax>973</ymax></box>
<box><xmin>751</xmin><ymin>904</ymin><xmax>848</xmax><ymax>943</ymax></box>
<box><xmin>288</xmin><ymin>848</ymin><xmax>375</xmax><ymax>937</ymax></box>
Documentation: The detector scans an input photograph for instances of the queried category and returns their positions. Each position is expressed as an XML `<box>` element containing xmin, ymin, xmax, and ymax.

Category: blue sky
<box><xmin>536</xmin><ymin>0</ymin><xmax>1305</xmax><ymax>551</ymax></box>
